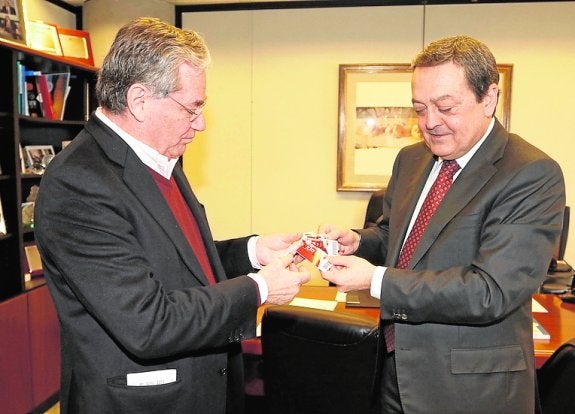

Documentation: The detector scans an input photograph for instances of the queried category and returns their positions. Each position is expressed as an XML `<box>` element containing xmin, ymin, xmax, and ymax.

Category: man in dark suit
<box><xmin>34</xmin><ymin>18</ymin><xmax>309</xmax><ymax>414</ymax></box>
<box><xmin>321</xmin><ymin>36</ymin><xmax>565</xmax><ymax>413</ymax></box>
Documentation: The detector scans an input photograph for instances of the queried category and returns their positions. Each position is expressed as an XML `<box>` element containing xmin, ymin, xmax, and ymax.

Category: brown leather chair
<box><xmin>364</xmin><ymin>189</ymin><xmax>385</xmax><ymax>228</ymax></box>
<box><xmin>261</xmin><ymin>305</ymin><xmax>379</xmax><ymax>414</ymax></box>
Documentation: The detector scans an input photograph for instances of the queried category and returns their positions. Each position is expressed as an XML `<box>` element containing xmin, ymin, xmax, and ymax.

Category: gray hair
<box><xmin>96</xmin><ymin>17</ymin><xmax>211</xmax><ymax>113</ymax></box>
<box><xmin>412</xmin><ymin>35</ymin><xmax>499</xmax><ymax>102</ymax></box>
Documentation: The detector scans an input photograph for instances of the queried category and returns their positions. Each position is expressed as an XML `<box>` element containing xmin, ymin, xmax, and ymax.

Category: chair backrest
<box><xmin>537</xmin><ymin>337</ymin><xmax>575</xmax><ymax>414</ymax></box>
<box><xmin>364</xmin><ymin>189</ymin><xmax>385</xmax><ymax>228</ymax></box>
<box><xmin>261</xmin><ymin>305</ymin><xmax>379</xmax><ymax>414</ymax></box>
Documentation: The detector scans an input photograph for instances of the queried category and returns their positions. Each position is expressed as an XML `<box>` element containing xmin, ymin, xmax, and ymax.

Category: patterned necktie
<box><xmin>384</xmin><ymin>159</ymin><xmax>460</xmax><ymax>352</ymax></box>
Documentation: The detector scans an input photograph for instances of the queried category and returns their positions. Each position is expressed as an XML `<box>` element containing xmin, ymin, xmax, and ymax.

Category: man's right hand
<box><xmin>317</xmin><ymin>224</ymin><xmax>360</xmax><ymax>255</ymax></box>
<box><xmin>258</xmin><ymin>255</ymin><xmax>310</xmax><ymax>305</ymax></box>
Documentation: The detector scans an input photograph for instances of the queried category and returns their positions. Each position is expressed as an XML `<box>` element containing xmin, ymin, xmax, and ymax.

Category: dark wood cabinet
<box><xmin>0</xmin><ymin>292</ymin><xmax>34</xmax><ymax>413</ymax></box>
<box><xmin>0</xmin><ymin>39</ymin><xmax>97</xmax><ymax>301</ymax></box>
<box><xmin>0</xmin><ymin>285</ymin><xmax>61</xmax><ymax>412</ymax></box>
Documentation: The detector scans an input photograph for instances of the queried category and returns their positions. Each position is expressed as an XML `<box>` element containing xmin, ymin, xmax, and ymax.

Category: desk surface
<box><xmin>258</xmin><ymin>286</ymin><xmax>575</xmax><ymax>368</ymax></box>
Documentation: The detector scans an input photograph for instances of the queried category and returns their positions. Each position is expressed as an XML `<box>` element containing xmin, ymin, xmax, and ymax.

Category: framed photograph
<box><xmin>26</xmin><ymin>20</ymin><xmax>62</xmax><ymax>56</ymax></box>
<box><xmin>57</xmin><ymin>27</ymin><xmax>94</xmax><ymax>66</ymax></box>
<box><xmin>0</xmin><ymin>0</ymin><xmax>25</xmax><ymax>45</ymax></box>
<box><xmin>337</xmin><ymin>63</ymin><xmax>513</xmax><ymax>191</ymax></box>
<box><xmin>23</xmin><ymin>144</ymin><xmax>55</xmax><ymax>174</ymax></box>
<box><xmin>24</xmin><ymin>243</ymin><xmax>43</xmax><ymax>277</ymax></box>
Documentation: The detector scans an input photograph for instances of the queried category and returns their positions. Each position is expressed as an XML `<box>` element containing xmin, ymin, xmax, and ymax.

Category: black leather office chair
<box><xmin>364</xmin><ymin>189</ymin><xmax>385</xmax><ymax>228</ymax></box>
<box><xmin>261</xmin><ymin>305</ymin><xmax>379</xmax><ymax>414</ymax></box>
<box><xmin>537</xmin><ymin>337</ymin><xmax>575</xmax><ymax>414</ymax></box>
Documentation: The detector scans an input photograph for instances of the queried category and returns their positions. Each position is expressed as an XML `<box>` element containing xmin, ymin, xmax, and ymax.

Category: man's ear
<box><xmin>483</xmin><ymin>83</ymin><xmax>499</xmax><ymax>117</ymax></box>
<box><xmin>126</xmin><ymin>83</ymin><xmax>148</xmax><ymax>122</ymax></box>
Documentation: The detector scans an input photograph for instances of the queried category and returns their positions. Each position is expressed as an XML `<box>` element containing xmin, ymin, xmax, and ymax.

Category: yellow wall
<box><xmin>83</xmin><ymin>0</ymin><xmax>173</xmax><ymax>65</ymax></box>
<box><xmin>180</xmin><ymin>2</ymin><xmax>575</xmax><ymax>265</ymax></box>
<box><xmin>25</xmin><ymin>0</ymin><xmax>77</xmax><ymax>28</ymax></box>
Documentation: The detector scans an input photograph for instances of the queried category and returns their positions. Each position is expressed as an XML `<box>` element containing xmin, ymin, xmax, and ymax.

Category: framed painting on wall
<box><xmin>337</xmin><ymin>63</ymin><xmax>513</xmax><ymax>191</ymax></box>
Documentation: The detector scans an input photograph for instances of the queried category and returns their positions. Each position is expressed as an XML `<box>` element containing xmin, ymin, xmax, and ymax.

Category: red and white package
<box><xmin>292</xmin><ymin>233</ymin><xmax>339</xmax><ymax>272</ymax></box>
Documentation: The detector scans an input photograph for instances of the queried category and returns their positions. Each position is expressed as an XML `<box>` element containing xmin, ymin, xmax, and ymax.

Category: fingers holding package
<box><xmin>258</xmin><ymin>254</ymin><xmax>310</xmax><ymax>305</ymax></box>
<box><xmin>321</xmin><ymin>255</ymin><xmax>375</xmax><ymax>293</ymax></box>
<box><xmin>316</xmin><ymin>224</ymin><xmax>360</xmax><ymax>255</ymax></box>
<box><xmin>255</xmin><ymin>232</ymin><xmax>303</xmax><ymax>266</ymax></box>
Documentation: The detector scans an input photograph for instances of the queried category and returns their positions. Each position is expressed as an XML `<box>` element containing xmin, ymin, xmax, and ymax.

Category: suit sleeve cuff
<box><xmin>247</xmin><ymin>272</ymin><xmax>268</xmax><ymax>304</ymax></box>
<box><xmin>370</xmin><ymin>266</ymin><xmax>386</xmax><ymax>299</ymax></box>
<box><xmin>247</xmin><ymin>236</ymin><xmax>262</xmax><ymax>269</ymax></box>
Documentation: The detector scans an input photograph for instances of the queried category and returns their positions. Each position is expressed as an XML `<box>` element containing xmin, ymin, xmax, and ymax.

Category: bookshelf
<box><xmin>0</xmin><ymin>38</ymin><xmax>97</xmax><ymax>301</ymax></box>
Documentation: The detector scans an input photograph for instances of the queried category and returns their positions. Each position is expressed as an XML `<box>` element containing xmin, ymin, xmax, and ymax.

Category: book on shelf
<box><xmin>35</xmin><ymin>74</ymin><xmax>56</xmax><ymax>120</ymax></box>
<box><xmin>0</xmin><ymin>196</ymin><xmax>6</xmax><ymax>236</ymax></box>
<box><xmin>18</xmin><ymin>62</ymin><xmax>71</xmax><ymax>120</ymax></box>
<box><xmin>47</xmin><ymin>72</ymin><xmax>71</xmax><ymax>120</ymax></box>
<box><xmin>25</xmin><ymin>71</ymin><xmax>43</xmax><ymax>117</ymax></box>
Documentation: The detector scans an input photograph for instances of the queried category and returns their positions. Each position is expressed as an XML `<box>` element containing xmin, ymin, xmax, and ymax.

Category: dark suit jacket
<box><xmin>356</xmin><ymin>120</ymin><xmax>565</xmax><ymax>413</ymax></box>
<box><xmin>35</xmin><ymin>115</ymin><xmax>259</xmax><ymax>414</ymax></box>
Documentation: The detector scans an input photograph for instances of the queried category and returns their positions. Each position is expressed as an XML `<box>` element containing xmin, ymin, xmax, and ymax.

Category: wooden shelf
<box><xmin>0</xmin><ymin>37</ymin><xmax>97</xmax><ymax>300</ymax></box>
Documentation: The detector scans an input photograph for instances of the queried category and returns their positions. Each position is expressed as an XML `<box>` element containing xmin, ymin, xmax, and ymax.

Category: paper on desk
<box><xmin>533</xmin><ymin>318</ymin><xmax>550</xmax><ymax>340</ymax></box>
<box><xmin>289</xmin><ymin>297</ymin><xmax>338</xmax><ymax>311</ymax></box>
<box><xmin>532</xmin><ymin>298</ymin><xmax>548</xmax><ymax>313</ymax></box>
<box><xmin>335</xmin><ymin>291</ymin><xmax>347</xmax><ymax>302</ymax></box>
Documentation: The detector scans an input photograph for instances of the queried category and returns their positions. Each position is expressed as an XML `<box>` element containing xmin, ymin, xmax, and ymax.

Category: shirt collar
<box><xmin>95</xmin><ymin>108</ymin><xmax>178</xmax><ymax>179</ymax></box>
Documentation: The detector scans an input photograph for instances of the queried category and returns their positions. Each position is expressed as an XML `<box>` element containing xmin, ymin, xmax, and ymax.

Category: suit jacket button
<box><xmin>219</xmin><ymin>368</ymin><xmax>227</xmax><ymax>376</ymax></box>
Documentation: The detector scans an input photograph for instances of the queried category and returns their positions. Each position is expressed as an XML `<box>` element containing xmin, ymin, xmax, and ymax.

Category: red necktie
<box><xmin>384</xmin><ymin>159</ymin><xmax>460</xmax><ymax>352</ymax></box>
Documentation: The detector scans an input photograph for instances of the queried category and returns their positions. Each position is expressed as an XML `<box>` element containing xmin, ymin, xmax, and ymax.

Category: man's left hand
<box><xmin>256</xmin><ymin>232</ymin><xmax>302</xmax><ymax>266</ymax></box>
<box><xmin>321</xmin><ymin>255</ymin><xmax>375</xmax><ymax>292</ymax></box>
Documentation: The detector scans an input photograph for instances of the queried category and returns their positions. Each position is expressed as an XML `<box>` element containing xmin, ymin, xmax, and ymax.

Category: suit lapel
<box><xmin>173</xmin><ymin>166</ymin><xmax>227</xmax><ymax>282</ymax></box>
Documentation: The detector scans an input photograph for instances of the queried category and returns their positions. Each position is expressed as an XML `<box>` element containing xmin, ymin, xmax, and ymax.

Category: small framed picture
<box><xmin>24</xmin><ymin>243</ymin><xmax>43</xmax><ymax>277</ymax></box>
<box><xmin>0</xmin><ymin>0</ymin><xmax>26</xmax><ymax>45</ymax></box>
<box><xmin>57</xmin><ymin>27</ymin><xmax>94</xmax><ymax>66</ymax></box>
<box><xmin>26</xmin><ymin>20</ymin><xmax>62</xmax><ymax>56</ymax></box>
<box><xmin>24</xmin><ymin>144</ymin><xmax>55</xmax><ymax>174</ymax></box>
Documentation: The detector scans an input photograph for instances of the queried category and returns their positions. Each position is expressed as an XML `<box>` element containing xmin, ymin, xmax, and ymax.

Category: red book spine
<box><xmin>36</xmin><ymin>75</ymin><xmax>55</xmax><ymax>120</ymax></box>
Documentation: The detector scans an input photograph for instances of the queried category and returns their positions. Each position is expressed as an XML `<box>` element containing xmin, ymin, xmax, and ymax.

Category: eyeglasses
<box><xmin>167</xmin><ymin>95</ymin><xmax>206</xmax><ymax>120</ymax></box>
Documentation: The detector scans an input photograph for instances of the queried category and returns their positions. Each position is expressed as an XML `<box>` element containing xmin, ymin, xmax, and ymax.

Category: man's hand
<box><xmin>321</xmin><ymin>255</ymin><xmax>374</xmax><ymax>292</ymax></box>
<box><xmin>256</xmin><ymin>232</ymin><xmax>302</xmax><ymax>266</ymax></box>
<box><xmin>258</xmin><ymin>254</ymin><xmax>311</xmax><ymax>305</ymax></box>
<box><xmin>317</xmin><ymin>224</ymin><xmax>360</xmax><ymax>255</ymax></box>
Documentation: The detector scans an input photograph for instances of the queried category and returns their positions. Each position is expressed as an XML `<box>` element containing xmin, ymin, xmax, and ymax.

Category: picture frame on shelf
<box><xmin>57</xmin><ymin>27</ymin><xmax>94</xmax><ymax>66</ymax></box>
<box><xmin>24</xmin><ymin>243</ymin><xmax>43</xmax><ymax>277</ymax></box>
<box><xmin>337</xmin><ymin>63</ymin><xmax>513</xmax><ymax>191</ymax></box>
<box><xmin>25</xmin><ymin>20</ymin><xmax>62</xmax><ymax>56</ymax></box>
<box><xmin>21</xmin><ymin>201</ymin><xmax>33</xmax><ymax>228</ymax></box>
<box><xmin>19</xmin><ymin>144</ymin><xmax>26</xmax><ymax>173</ymax></box>
<box><xmin>23</xmin><ymin>144</ymin><xmax>55</xmax><ymax>175</ymax></box>
<box><xmin>0</xmin><ymin>0</ymin><xmax>26</xmax><ymax>45</ymax></box>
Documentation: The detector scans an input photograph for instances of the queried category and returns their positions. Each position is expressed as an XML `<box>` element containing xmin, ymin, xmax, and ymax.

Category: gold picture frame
<box><xmin>0</xmin><ymin>0</ymin><xmax>25</xmax><ymax>45</ymax></box>
<box><xmin>26</xmin><ymin>20</ymin><xmax>62</xmax><ymax>56</ymax></box>
<box><xmin>337</xmin><ymin>63</ymin><xmax>513</xmax><ymax>191</ymax></box>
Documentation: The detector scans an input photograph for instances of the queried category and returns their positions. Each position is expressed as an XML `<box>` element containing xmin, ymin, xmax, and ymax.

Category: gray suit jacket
<box><xmin>357</xmin><ymin>120</ymin><xmax>565</xmax><ymax>413</ymax></box>
<box><xmin>35</xmin><ymin>115</ymin><xmax>258</xmax><ymax>414</ymax></box>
